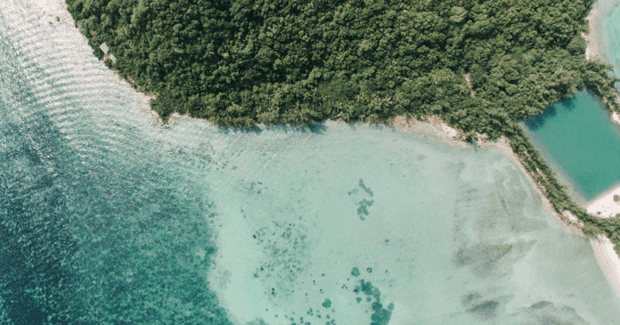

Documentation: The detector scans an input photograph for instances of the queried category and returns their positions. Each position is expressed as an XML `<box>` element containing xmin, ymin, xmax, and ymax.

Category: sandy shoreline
<box><xmin>393</xmin><ymin>115</ymin><xmax>467</xmax><ymax>148</ymax></box>
<box><xmin>41</xmin><ymin>0</ymin><xmax>620</xmax><ymax>303</ymax></box>
<box><xmin>586</xmin><ymin>187</ymin><xmax>620</xmax><ymax>302</ymax></box>
<box><xmin>392</xmin><ymin>0</ymin><xmax>620</xmax><ymax>306</ymax></box>
<box><xmin>392</xmin><ymin>112</ymin><xmax>620</xmax><ymax>301</ymax></box>
<box><xmin>587</xmin><ymin>186</ymin><xmax>620</xmax><ymax>218</ymax></box>
<box><xmin>582</xmin><ymin>0</ymin><xmax>620</xmax><ymax>303</ymax></box>
<box><xmin>613</xmin><ymin>112</ymin><xmax>620</xmax><ymax>125</ymax></box>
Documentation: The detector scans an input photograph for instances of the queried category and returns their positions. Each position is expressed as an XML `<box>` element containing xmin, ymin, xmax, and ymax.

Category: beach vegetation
<box><xmin>66</xmin><ymin>0</ymin><xmax>620</xmax><ymax>262</ymax></box>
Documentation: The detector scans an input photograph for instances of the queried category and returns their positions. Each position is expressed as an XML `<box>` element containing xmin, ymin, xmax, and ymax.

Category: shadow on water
<box><xmin>0</xmin><ymin>28</ymin><xmax>233</xmax><ymax>325</ymax></box>
<box><xmin>524</xmin><ymin>96</ymin><xmax>576</xmax><ymax>131</ymax></box>
<box><xmin>218</xmin><ymin>121</ymin><xmax>327</xmax><ymax>134</ymax></box>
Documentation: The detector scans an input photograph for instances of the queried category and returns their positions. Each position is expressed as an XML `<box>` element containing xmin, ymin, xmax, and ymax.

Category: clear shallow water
<box><xmin>1</xmin><ymin>1</ymin><xmax>620</xmax><ymax>325</ymax></box>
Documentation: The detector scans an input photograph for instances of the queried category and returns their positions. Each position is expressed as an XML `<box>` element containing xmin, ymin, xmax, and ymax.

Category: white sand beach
<box><xmin>613</xmin><ymin>111</ymin><xmax>620</xmax><ymax>125</ymax></box>
<box><xmin>587</xmin><ymin>187</ymin><xmax>620</xmax><ymax>299</ymax></box>
<box><xmin>393</xmin><ymin>115</ymin><xmax>467</xmax><ymax>148</ymax></box>
<box><xmin>587</xmin><ymin>187</ymin><xmax>620</xmax><ymax>218</ymax></box>
<box><xmin>27</xmin><ymin>0</ymin><xmax>620</xmax><ymax>311</ymax></box>
<box><xmin>583</xmin><ymin>2</ymin><xmax>601</xmax><ymax>61</ymax></box>
<box><xmin>591</xmin><ymin>235</ymin><xmax>620</xmax><ymax>298</ymax></box>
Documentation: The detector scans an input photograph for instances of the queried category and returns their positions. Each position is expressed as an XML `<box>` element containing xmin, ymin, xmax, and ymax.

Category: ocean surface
<box><xmin>599</xmin><ymin>0</ymin><xmax>620</xmax><ymax>81</ymax></box>
<box><xmin>2</xmin><ymin>1</ymin><xmax>620</xmax><ymax>325</ymax></box>
<box><xmin>524</xmin><ymin>0</ymin><xmax>620</xmax><ymax>203</ymax></box>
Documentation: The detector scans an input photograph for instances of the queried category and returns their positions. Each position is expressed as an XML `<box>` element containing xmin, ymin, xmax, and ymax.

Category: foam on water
<box><xmin>2</xmin><ymin>0</ymin><xmax>620</xmax><ymax>324</ymax></box>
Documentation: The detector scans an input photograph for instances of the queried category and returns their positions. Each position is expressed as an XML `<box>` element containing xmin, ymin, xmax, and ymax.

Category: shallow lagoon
<box><xmin>2</xmin><ymin>0</ymin><xmax>620</xmax><ymax>324</ymax></box>
<box><xmin>525</xmin><ymin>91</ymin><xmax>620</xmax><ymax>201</ymax></box>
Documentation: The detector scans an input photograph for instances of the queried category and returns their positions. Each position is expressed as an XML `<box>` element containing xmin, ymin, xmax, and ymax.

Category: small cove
<box><xmin>524</xmin><ymin>90</ymin><xmax>620</xmax><ymax>202</ymax></box>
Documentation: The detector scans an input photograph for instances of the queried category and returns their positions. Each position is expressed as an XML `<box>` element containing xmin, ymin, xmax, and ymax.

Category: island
<box><xmin>66</xmin><ymin>0</ymin><xmax>620</xmax><ymax>283</ymax></box>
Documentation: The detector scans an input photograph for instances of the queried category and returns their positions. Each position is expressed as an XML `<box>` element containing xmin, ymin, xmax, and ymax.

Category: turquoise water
<box><xmin>525</xmin><ymin>91</ymin><xmax>620</xmax><ymax>201</ymax></box>
<box><xmin>2</xmin><ymin>1</ymin><xmax>620</xmax><ymax>325</ymax></box>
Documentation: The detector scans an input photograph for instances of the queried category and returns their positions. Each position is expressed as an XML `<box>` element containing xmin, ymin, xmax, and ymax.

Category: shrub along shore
<box><xmin>66</xmin><ymin>0</ymin><xmax>620</xmax><ymax>251</ymax></box>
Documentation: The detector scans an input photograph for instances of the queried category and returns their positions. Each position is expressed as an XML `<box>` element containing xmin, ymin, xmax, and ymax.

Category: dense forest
<box><xmin>66</xmin><ymin>0</ymin><xmax>620</xmax><ymax>254</ymax></box>
<box><xmin>66</xmin><ymin>0</ymin><xmax>619</xmax><ymax>132</ymax></box>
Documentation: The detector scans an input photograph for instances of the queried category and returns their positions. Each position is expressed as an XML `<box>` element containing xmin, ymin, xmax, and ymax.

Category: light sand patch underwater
<box><xmin>207</xmin><ymin>126</ymin><xmax>620</xmax><ymax>325</ymax></box>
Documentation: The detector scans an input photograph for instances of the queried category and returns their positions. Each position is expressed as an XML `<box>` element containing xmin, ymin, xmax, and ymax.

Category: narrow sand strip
<box><xmin>591</xmin><ymin>235</ymin><xmax>620</xmax><ymax>298</ymax></box>
<box><xmin>583</xmin><ymin>2</ymin><xmax>601</xmax><ymax>61</ymax></box>
<box><xmin>488</xmin><ymin>138</ymin><xmax>584</xmax><ymax>235</ymax></box>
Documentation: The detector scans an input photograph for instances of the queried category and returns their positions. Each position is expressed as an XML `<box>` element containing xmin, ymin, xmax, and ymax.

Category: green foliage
<box><xmin>66</xmin><ymin>0</ymin><xmax>617</xmax><ymax>131</ymax></box>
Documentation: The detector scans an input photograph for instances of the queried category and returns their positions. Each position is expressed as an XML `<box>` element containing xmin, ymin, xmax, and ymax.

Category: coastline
<box><xmin>591</xmin><ymin>235</ymin><xmax>620</xmax><ymax>299</ymax></box>
<box><xmin>587</xmin><ymin>186</ymin><xmax>620</xmax><ymax>218</ymax></box>
<box><xmin>35</xmin><ymin>0</ymin><xmax>161</xmax><ymax>124</ymax></box>
<box><xmin>586</xmin><ymin>186</ymin><xmax>620</xmax><ymax>301</ymax></box>
<box><xmin>485</xmin><ymin>137</ymin><xmax>585</xmax><ymax>236</ymax></box>
<box><xmin>613</xmin><ymin>112</ymin><xmax>620</xmax><ymax>125</ymax></box>
<box><xmin>347</xmin><ymin>0</ymin><xmax>620</xmax><ymax>307</ymax></box>
<box><xmin>392</xmin><ymin>115</ymin><xmax>467</xmax><ymax>148</ymax></box>
<box><xmin>583</xmin><ymin>0</ymin><xmax>620</xmax><ymax>302</ymax></box>
<box><xmin>391</xmin><ymin>116</ymin><xmax>585</xmax><ymax>235</ymax></box>
<box><xmin>583</xmin><ymin>2</ymin><xmax>601</xmax><ymax>61</ymax></box>
<box><xmin>393</xmin><ymin>111</ymin><xmax>620</xmax><ymax>299</ymax></box>
<box><xmin>50</xmin><ymin>0</ymin><xmax>620</xmax><ymax>303</ymax></box>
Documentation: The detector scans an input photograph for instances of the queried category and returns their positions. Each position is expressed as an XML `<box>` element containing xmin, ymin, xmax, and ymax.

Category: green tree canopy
<box><xmin>66</xmin><ymin>0</ymin><xmax>618</xmax><ymax>136</ymax></box>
